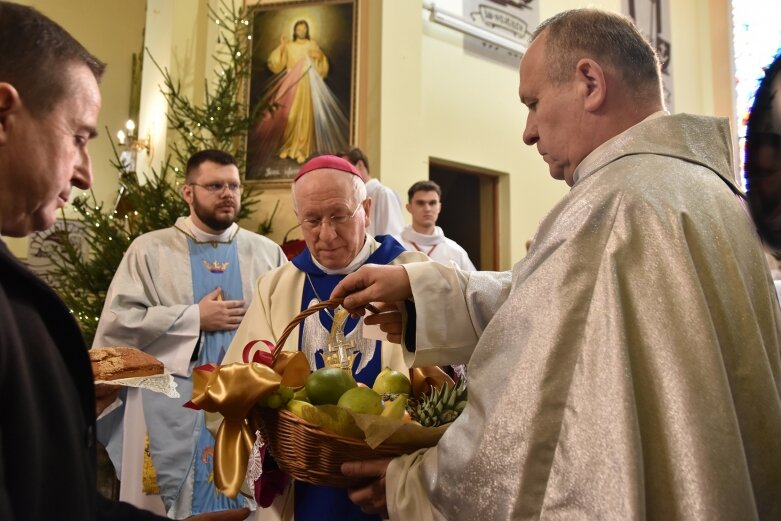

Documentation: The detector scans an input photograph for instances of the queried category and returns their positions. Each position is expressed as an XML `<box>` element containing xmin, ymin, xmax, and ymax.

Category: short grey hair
<box><xmin>532</xmin><ymin>8</ymin><xmax>662</xmax><ymax>99</ymax></box>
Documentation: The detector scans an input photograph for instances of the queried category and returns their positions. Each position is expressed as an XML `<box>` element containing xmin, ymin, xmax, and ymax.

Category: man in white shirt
<box><xmin>339</xmin><ymin>147</ymin><xmax>404</xmax><ymax>239</ymax></box>
<box><xmin>400</xmin><ymin>180</ymin><xmax>476</xmax><ymax>271</ymax></box>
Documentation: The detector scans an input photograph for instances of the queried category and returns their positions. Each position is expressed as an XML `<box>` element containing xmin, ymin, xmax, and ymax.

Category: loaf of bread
<box><xmin>90</xmin><ymin>347</ymin><xmax>164</xmax><ymax>381</ymax></box>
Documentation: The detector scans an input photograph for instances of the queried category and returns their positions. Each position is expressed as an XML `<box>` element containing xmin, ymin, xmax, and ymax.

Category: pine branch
<box><xmin>45</xmin><ymin>2</ymin><xmax>272</xmax><ymax>345</ymax></box>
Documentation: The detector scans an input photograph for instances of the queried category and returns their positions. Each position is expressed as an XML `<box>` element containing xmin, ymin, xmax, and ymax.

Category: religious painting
<box><xmin>246</xmin><ymin>0</ymin><xmax>357</xmax><ymax>185</ymax></box>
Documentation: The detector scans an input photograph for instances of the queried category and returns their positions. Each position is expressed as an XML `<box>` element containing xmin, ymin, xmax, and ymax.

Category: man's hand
<box><xmin>365</xmin><ymin>303</ymin><xmax>404</xmax><ymax>344</ymax></box>
<box><xmin>187</xmin><ymin>507</ymin><xmax>251</xmax><ymax>520</ymax></box>
<box><xmin>199</xmin><ymin>287</ymin><xmax>246</xmax><ymax>332</ymax></box>
<box><xmin>330</xmin><ymin>265</ymin><xmax>412</xmax><ymax>315</ymax></box>
<box><xmin>342</xmin><ymin>459</ymin><xmax>393</xmax><ymax>518</ymax></box>
<box><xmin>94</xmin><ymin>383</ymin><xmax>120</xmax><ymax>416</ymax></box>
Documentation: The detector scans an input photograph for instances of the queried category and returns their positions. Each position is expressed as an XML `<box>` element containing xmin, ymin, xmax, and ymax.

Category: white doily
<box><xmin>246</xmin><ymin>430</ymin><xmax>265</xmax><ymax>491</ymax></box>
<box><xmin>95</xmin><ymin>371</ymin><xmax>179</xmax><ymax>398</ymax></box>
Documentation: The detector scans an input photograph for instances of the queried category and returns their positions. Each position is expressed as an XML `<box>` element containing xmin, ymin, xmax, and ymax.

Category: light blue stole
<box><xmin>187</xmin><ymin>237</ymin><xmax>245</xmax><ymax>514</ymax></box>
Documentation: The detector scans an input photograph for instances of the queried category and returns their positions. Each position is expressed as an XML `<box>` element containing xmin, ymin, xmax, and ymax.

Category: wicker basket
<box><xmin>251</xmin><ymin>298</ymin><xmax>432</xmax><ymax>487</ymax></box>
<box><xmin>251</xmin><ymin>407</ymin><xmax>413</xmax><ymax>487</ymax></box>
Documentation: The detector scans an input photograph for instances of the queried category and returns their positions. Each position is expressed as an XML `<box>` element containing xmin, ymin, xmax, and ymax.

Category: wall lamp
<box><xmin>422</xmin><ymin>2</ymin><xmax>527</xmax><ymax>56</ymax></box>
<box><xmin>116</xmin><ymin>119</ymin><xmax>151</xmax><ymax>155</ymax></box>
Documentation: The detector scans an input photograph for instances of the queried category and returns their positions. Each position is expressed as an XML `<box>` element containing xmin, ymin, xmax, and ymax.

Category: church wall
<box><xmin>6</xmin><ymin>0</ymin><xmax>733</xmax><ymax>267</ymax></box>
<box><xmin>6</xmin><ymin>0</ymin><xmax>146</xmax><ymax>258</ymax></box>
<box><xmin>379</xmin><ymin>0</ymin><xmax>734</xmax><ymax>268</ymax></box>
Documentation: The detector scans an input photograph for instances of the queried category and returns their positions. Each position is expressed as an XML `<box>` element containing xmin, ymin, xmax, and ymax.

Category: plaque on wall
<box><xmin>462</xmin><ymin>0</ymin><xmax>539</xmax><ymax>68</ymax></box>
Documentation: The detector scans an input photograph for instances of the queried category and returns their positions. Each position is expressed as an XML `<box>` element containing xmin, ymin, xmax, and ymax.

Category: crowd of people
<box><xmin>0</xmin><ymin>2</ymin><xmax>779</xmax><ymax>521</ymax></box>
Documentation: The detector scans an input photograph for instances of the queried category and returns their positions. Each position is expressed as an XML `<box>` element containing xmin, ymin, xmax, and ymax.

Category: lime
<box><xmin>292</xmin><ymin>387</ymin><xmax>309</xmax><ymax>402</ymax></box>
<box><xmin>305</xmin><ymin>367</ymin><xmax>357</xmax><ymax>405</ymax></box>
<box><xmin>337</xmin><ymin>387</ymin><xmax>384</xmax><ymax>415</ymax></box>
<box><xmin>372</xmin><ymin>367</ymin><xmax>412</xmax><ymax>395</ymax></box>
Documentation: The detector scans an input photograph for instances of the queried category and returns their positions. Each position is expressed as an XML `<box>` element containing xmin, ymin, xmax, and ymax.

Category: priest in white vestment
<box><xmin>94</xmin><ymin>150</ymin><xmax>286</xmax><ymax>518</ymax></box>
<box><xmin>332</xmin><ymin>9</ymin><xmax>781</xmax><ymax>521</ymax></box>
<box><xmin>220</xmin><ymin>155</ymin><xmax>428</xmax><ymax>521</ymax></box>
<box><xmin>339</xmin><ymin>147</ymin><xmax>404</xmax><ymax>240</ymax></box>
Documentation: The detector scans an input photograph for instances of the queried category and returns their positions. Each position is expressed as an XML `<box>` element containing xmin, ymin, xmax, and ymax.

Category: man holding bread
<box><xmin>94</xmin><ymin>150</ymin><xmax>286</xmax><ymax>517</ymax></box>
<box><xmin>0</xmin><ymin>2</ymin><xmax>250</xmax><ymax>520</ymax></box>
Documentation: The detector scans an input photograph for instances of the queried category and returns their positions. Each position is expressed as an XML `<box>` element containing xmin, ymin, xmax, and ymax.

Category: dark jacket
<box><xmin>0</xmin><ymin>241</ymin><xmax>163</xmax><ymax>520</ymax></box>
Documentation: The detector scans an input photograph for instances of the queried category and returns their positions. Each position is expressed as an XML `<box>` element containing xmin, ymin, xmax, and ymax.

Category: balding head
<box><xmin>520</xmin><ymin>8</ymin><xmax>665</xmax><ymax>185</ymax></box>
<box><xmin>531</xmin><ymin>8</ymin><xmax>663</xmax><ymax>107</ymax></box>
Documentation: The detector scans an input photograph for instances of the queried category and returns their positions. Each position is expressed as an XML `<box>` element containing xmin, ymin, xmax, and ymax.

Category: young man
<box><xmin>95</xmin><ymin>150</ymin><xmax>286</xmax><ymax>517</ymax></box>
<box><xmin>400</xmin><ymin>180</ymin><xmax>476</xmax><ymax>270</ymax></box>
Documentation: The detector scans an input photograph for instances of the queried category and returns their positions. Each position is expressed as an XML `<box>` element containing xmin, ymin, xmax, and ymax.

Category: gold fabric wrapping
<box><xmin>189</xmin><ymin>352</ymin><xmax>309</xmax><ymax>498</ymax></box>
<box><xmin>409</xmin><ymin>366</ymin><xmax>454</xmax><ymax>398</ymax></box>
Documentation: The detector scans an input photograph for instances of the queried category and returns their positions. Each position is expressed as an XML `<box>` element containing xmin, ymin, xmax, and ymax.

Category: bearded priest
<box><xmin>94</xmin><ymin>149</ymin><xmax>287</xmax><ymax>517</ymax></box>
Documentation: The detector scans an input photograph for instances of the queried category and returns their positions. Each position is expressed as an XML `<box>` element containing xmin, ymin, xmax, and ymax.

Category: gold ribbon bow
<box><xmin>190</xmin><ymin>352</ymin><xmax>309</xmax><ymax>498</ymax></box>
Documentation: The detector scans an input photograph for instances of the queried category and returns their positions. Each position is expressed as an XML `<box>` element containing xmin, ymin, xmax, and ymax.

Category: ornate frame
<box><xmin>245</xmin><ymin>0</ymin><xmax>358</xmax><ymax>187</ymax></box>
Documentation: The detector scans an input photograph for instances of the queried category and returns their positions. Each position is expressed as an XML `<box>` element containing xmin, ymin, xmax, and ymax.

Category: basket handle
<box><xmin>272</xmin><ymin>297</ymin><xmax>345</xmax><ymax>363</ymax></box>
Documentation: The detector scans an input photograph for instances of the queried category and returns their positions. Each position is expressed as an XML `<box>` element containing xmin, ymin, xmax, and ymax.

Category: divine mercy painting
<box><xmin>246</xmin><ymin>0</ymin><xmax>356</xmax><ymax>184</ymax></box>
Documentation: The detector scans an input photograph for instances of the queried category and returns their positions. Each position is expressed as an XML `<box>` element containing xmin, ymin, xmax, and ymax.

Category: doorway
<box><xmin>429</xmin><ymin>159</ymin><xmax>501</xmax><ymax>270</ymax></box>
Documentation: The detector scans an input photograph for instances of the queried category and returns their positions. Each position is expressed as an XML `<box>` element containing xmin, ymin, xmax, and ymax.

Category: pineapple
<box><xmin>407</xmin><ymin>380</ymin><xmax>467</xmax><ymax>427</ymax></box>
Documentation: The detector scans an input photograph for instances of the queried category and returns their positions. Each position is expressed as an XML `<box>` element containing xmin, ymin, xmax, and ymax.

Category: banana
<box><xmin>284</xmin><ymin>401</ymin><xmax>362</xmax><ymax>438</ymax></box>
<box><xmin>313</xmin><ymin>405</ymin><xmax>363</xmax><ymax>438</ymax></box>
<box><xmin>292</xmin><ymin>387</ymin><xmax>309</xmax><ymax>402</ymax></box>
<box><xmin>285</xmin><ymin>399</ymin><xmax>318</xmax><ymax>422</ymax></box>
<box><xmin>381</xmin><ymin>394</ymin><xmax>408</xmax><ymax>420</ymax></box>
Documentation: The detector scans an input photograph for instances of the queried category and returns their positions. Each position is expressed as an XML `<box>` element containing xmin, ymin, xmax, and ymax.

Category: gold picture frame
<box><xmin>245</xmin><ymin>0</ymin><xmax>357</xmax><ymax>187</ymax></box>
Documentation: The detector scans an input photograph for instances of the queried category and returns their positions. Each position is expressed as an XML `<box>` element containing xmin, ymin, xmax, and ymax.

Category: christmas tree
<box><xmin>46</xmin><ymin>1</ymin><xmax>274</xmax><ymax>346</ymax></box>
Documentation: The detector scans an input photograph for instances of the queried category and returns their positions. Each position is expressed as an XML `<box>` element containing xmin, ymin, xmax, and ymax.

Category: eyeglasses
<box><xmin>189</xmin><ymin>182</ymin><xmax>244</xmax><ymax>194</ymax></box>
<box><xmin>301</xmin><ymin>201</ymin><xmax>364</xmax><ymax>231</ymax></box>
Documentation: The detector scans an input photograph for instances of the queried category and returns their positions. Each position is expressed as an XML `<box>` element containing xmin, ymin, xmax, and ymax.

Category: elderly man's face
<box><xmin>295</xmin><ymin>170</ymin><xmax>370</xmax><ymax>269</ymax></box>
<box><xmin>1</xmin><ymin>63</ymin><xmax>100</xmax><ymax>236</ymax></box>
<box><xmin>519</xmin><ymin>32</ymin><xmax>587</xmax><ymax>186</ymax></box>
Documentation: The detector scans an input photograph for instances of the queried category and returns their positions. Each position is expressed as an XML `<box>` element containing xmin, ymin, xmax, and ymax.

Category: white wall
<box><xmin>7</xmin><ymin>0</ymin><xmax>146</xmax><ymax>257</ymax></box>
<box><xmin>375</xmin><ymin>0</ymin><xmax>732</xmax><ymax>268</ymax></box>
<box><xmin>9</xmin><ymin>0</ymin><xmax>732</xmax><ymax>265</ymax></box>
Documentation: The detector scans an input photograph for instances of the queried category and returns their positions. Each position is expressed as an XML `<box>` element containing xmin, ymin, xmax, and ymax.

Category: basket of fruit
<box><xmin>246</xmin><ymin>299</ymin><xmax>467</xmax><ymax>488</ymax></box>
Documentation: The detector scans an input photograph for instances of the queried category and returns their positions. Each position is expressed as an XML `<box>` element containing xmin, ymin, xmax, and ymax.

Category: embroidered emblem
<box><xmin>202</xmin><ymin>260</ymin><xmax>229</xmax><ymax>273</ymax></box>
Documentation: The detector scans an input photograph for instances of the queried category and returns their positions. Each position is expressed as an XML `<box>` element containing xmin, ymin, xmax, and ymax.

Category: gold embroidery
<box><xmin>142</xmin><ymin>434</ymin><xmax>160</xmax><ymax>495</ymax></box>
<box><xmin>202</xmin><ymin>260</ymin><xmax>230</xmax><ymax>273</ymax></box>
